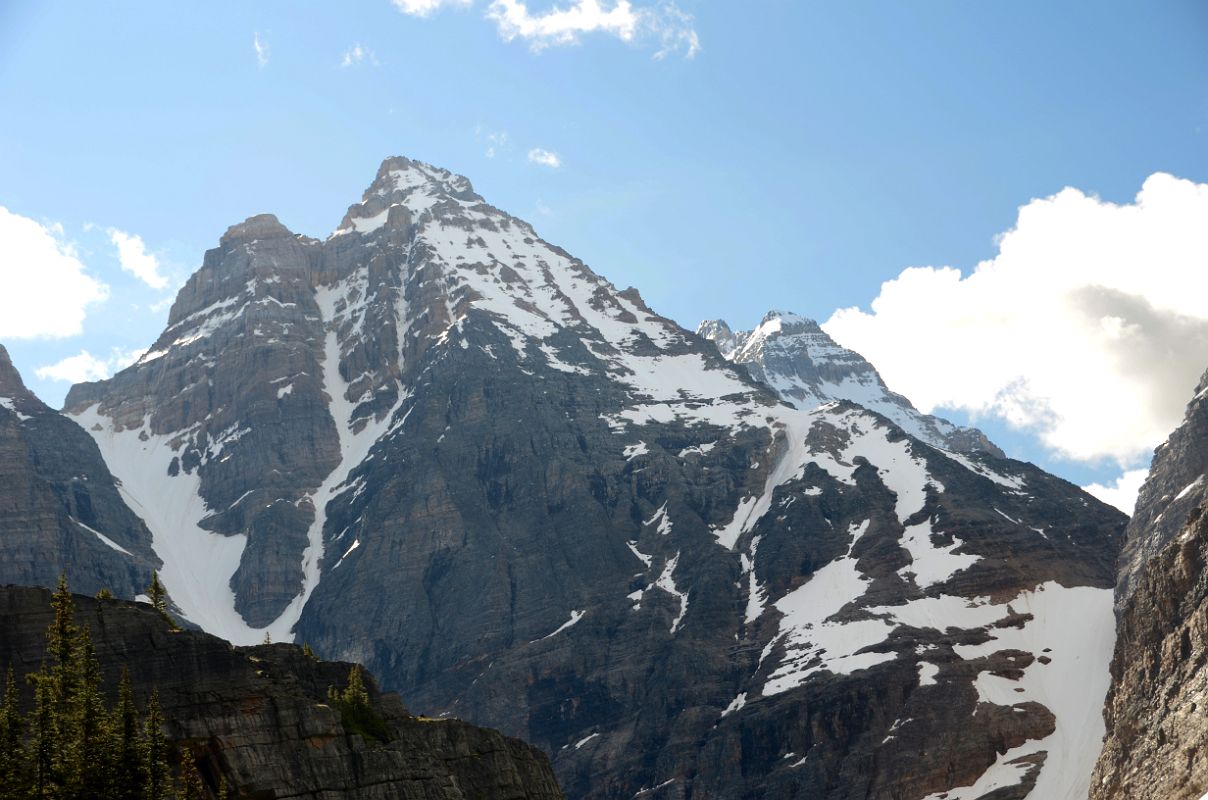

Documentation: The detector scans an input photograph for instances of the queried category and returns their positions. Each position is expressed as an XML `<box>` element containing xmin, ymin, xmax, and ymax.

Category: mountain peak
<box><xmin>220</xmin><ymin>213</ymin><xmax>296</xmax><ymax>246</ymax></box>
<box><xmin>333</xmin><ymin>156</ymin><xmax>483</xmax><ymax>237</ymax></box>
<box><xmin>0</xmin><ymin>344</ymin><xmax>39</xmax><ymax>410</ymax></box>
<box><xmin>700</xmin><ymin>310</ymin><xmax>1004</xmax><ymax>457</ymax></box>
<box><xmin>758</xmin><ymin>309</ymin><xmax>819</xmax><ymax>330</ymax></box>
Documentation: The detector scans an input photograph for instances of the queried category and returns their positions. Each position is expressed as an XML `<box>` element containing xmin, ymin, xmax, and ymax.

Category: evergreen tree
<box><xmin>175</xmin><ymin>747</ymin><xmax>206</xmax><ymax>800</ymax></box>
<box><xmin>142</xmin><ymin>691</ymin><xmax>169</xmax><ymax>800</ymax></box>
<box><xmin>67</xmin><ymin>625</ymin><xmax>114</xmax><ymax>799</ymax></box>
<box><xmin>29</xmin><ymin>664</ymin><xmax>60</xmax><ymax>799</ymax></box>
<box><xmin>112</xmin><ymin>669</ymin><xmax>146</xmax><ymax>800</ymax></box>
<box><xmin>0</xmin><ymin>667</ymin><xmax>28</xmax><ymax>800</ymax></box>
<box><xmin>329</xmin><ymin>665</ymin><xmax>389</xmax><ymax>742</ymax></box>
<box><xmin>146</xmin><ymin>574</ymin><xmax>177</xmax><ymax>631</ymax></box>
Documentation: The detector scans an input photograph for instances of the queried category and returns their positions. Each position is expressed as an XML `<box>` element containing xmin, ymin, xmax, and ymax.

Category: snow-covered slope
<box><xmin>62</xmin><ymin>157</ymin><xmax>1126</xmax><ymax>800</ymax></box>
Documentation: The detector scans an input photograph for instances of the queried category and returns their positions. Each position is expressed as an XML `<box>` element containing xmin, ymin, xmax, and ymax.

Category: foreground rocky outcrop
<box><xmin>54</xmin><ymin>156</ymin><xmax>1127</xmax><ymax>799</ymax></box>
<box><xmin>0</xmin><ymin>584</ymin><xmax>564</xmax><ymax>799</ymax></box>
<box><xmin>1091</xmin><ymin>371</ymin><xmax>1208</xmax><ymax>800</ymax></box>
<box><xmin>0</xmin><ymin>344</ymin><xmax>158</xmax><ymax>598</ymax></box>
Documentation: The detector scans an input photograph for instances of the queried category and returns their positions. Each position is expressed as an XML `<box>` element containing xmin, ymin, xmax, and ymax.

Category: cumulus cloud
<box><xmin>253</xmin><ymin>32</ymin><xmax>269</xmax><ymax>68</ymax></box>
<box><xmin>108</xmin><ymin>228</ymin><xmax>168</xmax><ymax>290</ymax></box>
<box><xmin>528</xmin><ymin>148</ymin><xmax>562</xmax><ymax>168</ymax></box>
<box><xmin>35</xmin><ymin>347</ymin><xmax>144</xmax><ymax>384</ymax></box>
<box><xmin>823</xmin><ymin>173</ymin><xmax>1208</xmax><ymax>470</ymax></box>
<box><xmin>395</xmin><ymin>0</ymin><xmax>699</xmax><ymax>58</ymax></box>
<box><xmin>341</xmin><ymin>44</ymin><xmax>377</xmax><ymax>67</ymax></box>
<box><xmin>0</xmin><ymin>208</ymin><xmax>109</xmax><ymax>340</ymax></box>
<box><xmin>1082</xmin><ymin>468</ymin><xmax>1149</xmax><ymax>515</ymax></box>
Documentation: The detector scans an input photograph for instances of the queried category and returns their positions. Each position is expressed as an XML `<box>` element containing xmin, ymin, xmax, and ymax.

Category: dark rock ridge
<box><xmin>0</xmin><ymin>584</ymin><xmax>564</xmax><ymax>799</ymax></box>
<box><xmin>1116</xmin><ymin>367</ymin><xmax>1208</xmax><ymax>606</ymax></box>
<box><xmin>698</xmin><ymin>312</ymin><xmax>1003</xmax><ymax>457</ymax></box>
<box><xmin>1090</xmin><ymin>371</ymin><xmax>1208</xmax><ymax>800</ymax></box>
<box><xmin>59</xmin><ymin>156</ymin><xmax>1127</xmax><ymax>799</ymax></box>
<box><xmin>0</xmin><ymin>344</ymin><xmax>159</xmax><ymax>598</ymax></box>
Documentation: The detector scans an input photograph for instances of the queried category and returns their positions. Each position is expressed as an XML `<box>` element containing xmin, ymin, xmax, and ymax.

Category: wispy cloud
<box><xmin>253</xmin><ymin>32</ymin><xmax>270</xmax><ymax>68</ymax></box>
<box><xmin>341</xmin><ymin>43</ymin><xmax>378</xmax><ymax>67</ymax></box>
<box><xmin>394</xmin><ymin>0</ymin><xmax>699</xmax><ymax>59</ymax></box>
<box><xmin>392</xmin><ymin>0</ymin><xmax>472</xmax><ymax>15</ymax></box>
<box><xmin>0</xmin><ymin>208</ymin><xmax>109</xmax><ymax>340</ymax></box>
<box><xmin>482</xmin><ymin>129</ymin><xmax>509</xmax><ymax>158</ymax></box>
<box><xmin>527</xmin><ymin>148</ymin><xmax>562</xmax><ymax>168</ymax></box>
<box><xmin>35</xmin><ymin>347</ymin><xmax>145</xmax><ymax>384</ymax></box>
<box><xmin>108</xmin><ymin>228</ymin><xmax>168</xmax><ymax>290</ymax></box>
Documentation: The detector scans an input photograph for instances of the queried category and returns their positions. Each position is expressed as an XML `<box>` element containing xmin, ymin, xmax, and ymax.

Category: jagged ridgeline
<box><xmin>0</xmin><ymin>580</ymin><xmax>563</xmax><ymax>799</ymax></box>
<box><xmin>0</xmin><ymin>156</ymin><xmax>1126</xmax><ymax>798</ymax></box>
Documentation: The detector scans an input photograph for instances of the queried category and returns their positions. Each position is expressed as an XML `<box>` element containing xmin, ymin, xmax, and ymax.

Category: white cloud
<box><xmin>341</xmin><ymin>44</ymin><xmax>377</xmax><ymax>67</ymax></box>
<box><xmin>823</xmin><ymin>173</ymin><xmax>1208</xmax><ymax>467</ymax></box>
<box><xmin>108</xmin><ymin>228</ymin><xmax>168</xmax><ymax>290</ymax></box>
<box><xmin>392</xmin><ymin>0</ymin><xmax>472</xmax><ymax>15</ymax></box>
<box><xmin>528</xmin><ymin>148</ymin><xmax>562</xmax><ymax>168</ymax></box>
<box><xmin>35</xmin><ymin>347</ymin><xmax>144</xmax><ymax>384</ymax></box>
<box><xmin>0</xmin><ymin>207</ymin><xmax>109</xmax><ymax>340</ymax></box>
<box><xmin>1083</xmin><ymin>468</ymin><xmax>1149</xmax><ymax>515</ymax></box>
<box><xmin>253</xmin><ymin>32</ymin><xmax>269</xmax><ymax>68</ymax></box>
<box><xmin>395</xmin><ymin>0</ymin><xmax>699</xmax><ymax>58</ymax></box>
<box><xmin>483</xmin><ymin>129</ymin><xmax>509</xmax><ymax>158</ymax></box>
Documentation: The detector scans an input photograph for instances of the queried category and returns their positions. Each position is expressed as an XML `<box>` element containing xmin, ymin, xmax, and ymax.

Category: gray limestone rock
<box><xmin>0</xmin><ymin>344</ymin><xmax>159</xmax><ymax>598</ymax></box>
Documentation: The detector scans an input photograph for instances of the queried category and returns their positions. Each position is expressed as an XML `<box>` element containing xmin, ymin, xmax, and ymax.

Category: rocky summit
<box><xmin>0</xmin><ymin>156</ymin><xmax>1126</xmax><ymax>798</ymax></box>
<box><xmin>1090</xmin><ymin>369</ymin><xmax>1208</xmax><ymax>800</ymax></box>
<box><xmin>698</xmin><ymin>311</ymin><xmax>1003</xmax><ymax>457</ymax></box>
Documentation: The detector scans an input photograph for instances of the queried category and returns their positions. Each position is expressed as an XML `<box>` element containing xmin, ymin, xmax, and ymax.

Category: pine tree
<box><xmin>142</xmin><ymin>691</ymin><xmax>169</xmax><ymax>800</ymax></box>
<box><xmin>176</xmin><ymin>746</ymin><xmax>207</xmax><ymax>800</ymax></box>
<box><xmin>112</xmin><ymin>669</ymin><xmax>146</xmax><ymax>800</ymax></box>
<box><xmin>146</xmin><ymin>574</ymin><xmax>177</xmax><ymax>631</ymax></box>
<box><xmin>330</xmin><ymin>664</ymin><xmax>388</xmax><ymax>742</ymax></box>
<box><xmin>0</xmin><ymin>667</ymin><xmax>28</xmax><ymax>799</ymax></box>
<box><xmin>29</xmin><ymin>664</ymin><xmax>60</xmax><ymax>799</ymax></box>
<box><xmin>67</xmin><ymin>625</ymin><xmax>115</xmax><ymax>799</ymax></box>
<box><xmin>341</xmin><ymin>665</ymin><xmax>370</xmax><ymax>709</ymax></box>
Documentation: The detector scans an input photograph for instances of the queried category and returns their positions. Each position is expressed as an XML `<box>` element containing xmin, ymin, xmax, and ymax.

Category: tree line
<box><xmin>0</xmin><ymin>576</ymin><xmax>224</xmax><ymax>800</ymax></box>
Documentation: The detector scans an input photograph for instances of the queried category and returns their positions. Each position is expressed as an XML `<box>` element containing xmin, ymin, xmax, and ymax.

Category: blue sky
<box><xmin>2</xmin><ymin>1</ymin><xmax>1207</xmax><ymax>506</ymax></box>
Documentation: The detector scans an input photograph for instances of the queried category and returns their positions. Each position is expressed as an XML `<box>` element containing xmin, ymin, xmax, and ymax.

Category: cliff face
<box><xmin>1090</xmin><ymin>371</ymin><xmax>1208</xmax><ymax>800</ymax></box>
<box><xmin>0</xmin><ymin>344</ymin><xmax>159</xmax><ymax>599</ymax></box>
<box><xmin>0</xmin><ymin>584</ymin><xmax>564</xmax><ymax>800</ymax></box>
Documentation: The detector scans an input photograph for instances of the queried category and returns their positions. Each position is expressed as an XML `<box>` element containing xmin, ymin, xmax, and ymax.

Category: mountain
<box><xmin>697</xmin><ymin>312</ymin><xmax>1003</xmax><ymax>456</ymax></box>
<box><xmin>58</xmin><ymin>156</ymin><xmax>1127</xmax><ymax>799</ymax></box>
<box><xmin>0</xmin><ymin>584</ymin><xmax>563</xmax><ymax>798</ymax></box>
<box><xmin>1090</xmin><ymin>369</ymin><xmax>1208</xmax><ymax>800</ymax></box>
<box><xmin>0</xmin><ymin>344</ymin><xmax>159</xmax><ymax>598</ymax></box>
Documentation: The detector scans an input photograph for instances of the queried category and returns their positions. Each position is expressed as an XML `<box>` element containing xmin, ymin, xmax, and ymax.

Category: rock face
<box><xmin>0</xmin><ymin>344</ymin><xmax>159</xmax><ymax>598</ymax></box>
<box><xmin>0</xmin><ymin>584</ymin><xmax>563</xmax><ymax>799</ymax></box>
<box><xmin>1090</xmin><ymin>372</ymin><xmax>1208</xmax><ymax>800</ymax></box>
<box><xmin>1116</xmin><ymin>368</ymin><xmax>1208</xmax><ymax>606</ymax></box>
<box><xmin>697</xmin><ymin>312</ymin><xmax>1003</xmax><ymax>457</ymax></box>
<box><xmin>59</xmin><ymin>156</ymin><xmax>1127</xmax><ymax>799</ymax></box>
